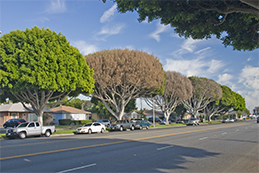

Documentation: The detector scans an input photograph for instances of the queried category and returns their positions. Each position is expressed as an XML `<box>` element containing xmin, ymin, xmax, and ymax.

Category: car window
<box><xmin>103</xmin><ymin>120</ymin><xmax>108</xmax><ymax>122</ymax></box>
<box><xmin>35</xmin><ymin>122</ymin><xmax>40</xmax><ymax>127</ymax></box>
<box><xmin>84</xmin><ymin>123</ymin><xmax>92</xmax><ymax>127</ymax></box>
<box><xmin>28</xmin><ymin>123</ymin><xmax>35</xmax><ymax>127</ymax></box>
<box><xmin>18</xmin><ymin>122</ymin><xmax>29</xmax><ymax>128</ymax></box>
<box><xmin>94</xmin><ymin>123</ymin><xmax>101</xmax><ymax>126</ymax></box>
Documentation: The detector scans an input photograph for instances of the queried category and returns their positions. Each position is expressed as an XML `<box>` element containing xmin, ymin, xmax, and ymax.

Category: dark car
<box><xmin>160</xmin><ymin>118</ymin><xmax>175</xmax><ymax>125</ymax></box>
<box><xmin>148</xmin><ymin>117</ymin><xmax>162</xmax><ymax>123</ymax></box>
<box><xmin>257</xmin><ymin>117</ymin><xmax>259</xmax><ymax>123</ymax></box>
<box><xmin>135</xmin><ymin>120</ymin><xmax>150</xmax><ymax>130</ymax></box>
<box><xmin>3</xmin><ymin>119</ymin><xmax>26</xmax><ymax>128</ymax></box>
<box><xmin>96</xmin><ymin>119</ymin><xmax>111</xmax><ymax>127</ymax></box>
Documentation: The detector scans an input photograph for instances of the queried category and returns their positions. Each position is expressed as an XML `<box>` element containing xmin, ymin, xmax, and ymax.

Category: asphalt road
<box><xmin>0</xmin><ymin>121</ymin><xmax>258</xmax><ymax>172</ymax></box>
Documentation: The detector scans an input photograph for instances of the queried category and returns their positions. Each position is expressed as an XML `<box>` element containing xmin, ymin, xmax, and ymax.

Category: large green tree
<box><xmin>104</xmin><ymin>0</ymin><xmax>259</xmax><ymax>51</ymax></box>
<box><xmin>205</xmin><ymin>85</ymin><xmax>235</xmax><ymax>121</ymax></box>
<box><xmin>0</xmin><ymin>26</ymin><xmax>95</xmax><ymax>124</ymax></box>
<box><xmin>85</xmin><ymin>49</ymin><xmax>165</xmax><ymax>120</ymax></box>
<box><xmin>182</xmin><ymin>76</ymin><xmax>222</xmax><ymax>118</ymax></box>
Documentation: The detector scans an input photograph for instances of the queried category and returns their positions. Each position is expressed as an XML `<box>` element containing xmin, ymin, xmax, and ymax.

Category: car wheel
<box><xmin>101</xmin><ymin>128</ymin><xmax>105</xmax><ymax>133</ymax></box>
<box><xmin>131</xmin><ymin>126</ymin><xmax>134</xmax><ymax>131</ymax></box>
<box><xmin>45</xmin><ymin>130</ymin><xmax>51</xmax><ymax>137</ymax></box>
<box><xmin>120</xmin><ymin>126</ymin><xmax>124</xmax><ymax>131</ymax></box>
<box><xmin>139</xmin><ymin>126</ymin><xmax>143</xmax><ymax>130</ymax></box>
<box><xmin>88</xmin><ymin>129</ymin><xmax>92</xmax><ymax>134</ymax></box>
<box><xmin>146</xmin><ymin>126</ymin><xmax>149</xmax><ymax>130</ymax></box>
<box><xmin>19</xmin><ymin>132</ymin><xmax>26</xmax><ymax>139</ymax></box>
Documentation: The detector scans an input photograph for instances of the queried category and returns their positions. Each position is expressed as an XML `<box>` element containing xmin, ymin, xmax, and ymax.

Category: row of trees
<box><xmin>0</xmin><ymin>27</ymin><xmax>246</xmax><ymax>125</ymax></box>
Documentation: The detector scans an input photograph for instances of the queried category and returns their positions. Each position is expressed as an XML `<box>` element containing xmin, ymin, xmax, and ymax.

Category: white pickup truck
<box><xmin>6</xmin><ymin>121</ymin><xmax>56</xmax><ymax>139</ymax></box>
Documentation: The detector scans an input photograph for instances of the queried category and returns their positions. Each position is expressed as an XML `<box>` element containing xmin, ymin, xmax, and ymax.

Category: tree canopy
<box><xmin>0</xmin><ymin>26</ymin><xmax>95</xmax><ymax>124</ymax></box>
<box><xmin>85</xmin><ymin>49</ymin><xmax>165</xmax><ymax>120</ymax></box>
<box><xmin>182</xmin><ymin>76</ymin><xmax>222</xmax><ymax>118</ymax></box>
<box><xmin>145</xmin><ymin>71</ymin><xmax>193</xmax><ymax>124</ymax></box>
<box><xmin>104</xmin><ymin>0</ymin><xmax>259</xmax><ymax>51</ymax></box>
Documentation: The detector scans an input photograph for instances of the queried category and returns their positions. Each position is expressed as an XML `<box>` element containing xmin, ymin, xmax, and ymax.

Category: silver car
<box><xmin>187</xmin><ymin>118</ymin><xmax>200</xmax><ymax>126</ymax></box>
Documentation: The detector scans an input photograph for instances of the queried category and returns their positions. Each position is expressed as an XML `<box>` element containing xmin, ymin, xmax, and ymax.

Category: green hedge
<box><xmin>58</xmin><ymin>119</ymin><xmax>92</xmax><ymax>125</ymax></box>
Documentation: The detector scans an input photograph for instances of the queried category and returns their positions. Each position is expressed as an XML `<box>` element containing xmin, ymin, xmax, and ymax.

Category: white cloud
<box><xmin>194</xmin><ymin>47</ymin><xmax>211</xmax><ymax>54</ymax></box>
<box><xmin>45</xmin><ymin>0</ymin><xmax>66</xmax><ymax>14</ymax></box>
<box><xmin>71</xmin><ymin>40</ymin><xmax>98</xmax><ymax>55</ymax></box>
<box><xmin>98</xmin><ymin>24</ymin><xmax>125</xmax><ymax>38</ymax></box>
<box><xmin>164</xmin><ymin>58</ymin><xmax>224</xmax><ymax>78</ymax></box>
<box><xmin>149</xmin><ymin>22</ymin><xmax>171</xmax><ymax>42</ymax></box>
<box><xmin>238</xmin><ymin>66</ymin><xmax>259</xmax><ymax>90</ymax></box>
<box><xmin>100</xmin><ymin>4</ymin><xmax>117</xmax><ymax>23</ymax></box>
<box><xmin>174</xmin><ymin>38</ymin><xmax>202</xmax><ymax>55</ymax></box>
<box><xmin>217</xmin><ymin>73</ymin><xmax>234</xmax><ymax>86</ymax></box>
<box><xmin>247</xmin><ymin>57</ymin><xmax>252</xmax><ymax>62</ymax></box>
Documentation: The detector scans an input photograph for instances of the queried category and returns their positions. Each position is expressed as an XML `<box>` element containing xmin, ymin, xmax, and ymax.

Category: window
<box><xmin>11</xmin><ymin>113</ymin><xmax>17</xmax><ymax>119</ymax></box>
<box><xmin>35</xmin><ymin>122</ymin><xmax>40</xmax><ymax>127</ymax></box>
<box><xmin>28</xmin><ymin>123</ymin><xmax>35</xmax><ymax>127</ymax></box>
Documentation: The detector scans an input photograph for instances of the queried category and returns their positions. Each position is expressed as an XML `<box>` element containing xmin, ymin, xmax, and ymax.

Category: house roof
<box><xmin>50</xmin><ymin>106</ymin><xmax>91</xmax><ymax>114</ymax></box>
<box><xmin>0</xmin><ymin>102</ymin><xmax>53</xmax><ymax>113</ymax></box>
<box><xmin>0</xmin><ymin>102</ymin><xmax>32</xmax><ymax>112</ymax></box>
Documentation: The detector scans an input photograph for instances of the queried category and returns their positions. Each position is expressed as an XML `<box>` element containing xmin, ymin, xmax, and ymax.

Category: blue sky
<box><xmin>1</xmin><ymin>0</ymin><xmax>258</xmax><ymax>112</ymax></box>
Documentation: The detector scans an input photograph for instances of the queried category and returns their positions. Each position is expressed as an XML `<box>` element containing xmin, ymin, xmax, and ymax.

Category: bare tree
<box><xmin>145</xmin><ymin>71</ymin><xmax>193</xmax><ymax>124</ymax></box>
<box><xmin>182</xmin><ymin>77</ymin><xmax>222</xmax><ymax>119</ymax></box>
<box><xmin>85</xmin><ymin>49</ymin><xmax>165</xmax><ymax>120</ymax></box>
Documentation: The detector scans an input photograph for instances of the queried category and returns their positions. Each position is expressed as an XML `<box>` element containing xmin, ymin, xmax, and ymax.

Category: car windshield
<box><xmin>83</xmin><ymin>123</ymin><xmax>92</xmax><ymax>127</ymax></box>
<box><xmin>96</xmin><ymin>120</ymin><xmax>102</xmax><ymax>122</ymax></box>
<box><xmin>17</xmin><ymin>122</ymin><xmax>29</xmax><ymax>128</ymax></box>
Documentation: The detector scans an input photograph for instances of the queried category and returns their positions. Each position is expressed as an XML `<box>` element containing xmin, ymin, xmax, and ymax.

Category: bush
<box><xmin>80</xmin><ymin>120</ymin><xmax>92</xmax><ymax>124</ymax></box>
<box><xmin>59</xmin><ymin>119</ymin><xmax>72</xmax><ymax>125</ymax></box>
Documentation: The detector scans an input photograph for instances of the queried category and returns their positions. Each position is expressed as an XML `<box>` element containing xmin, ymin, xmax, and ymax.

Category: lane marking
<box><xmin>56</xmin><ymin>163</ymin><xmax>96</xmax><ymax>173</ymax></box>
<box><xmin>0</xmin><ymin>123</ymin><xmax>249</xmax><ymax>161</ymax></box>
<box><xmin>157</xmin><ymin>145</ymin><xmax>174</xmax><ymax>151</ymax></box>
<box><xmin>24</xmin><ymin>159</ymin><xmax>31</xmax><ymax>162</ymax></box>
<box><xmin>236</xmin><ymin>129</ymin><xmax>239</xmax><ymax>132</ymax></box>
<box><xmin>199</xmin><ymin>137</ymin><xmax>208</xmax><ymax>140</ymax></box>
<box><xmin>221</xmin><ymin>132</ymin><xmax>227</xmax><ymax>135</ymax></box>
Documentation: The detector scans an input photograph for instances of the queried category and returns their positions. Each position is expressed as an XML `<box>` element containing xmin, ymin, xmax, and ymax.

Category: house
<box><xmin>50</xmin><ymin>106</ymin><xmax>91</xmax><ymax>125</ymax></box>
<box><xmin>0</xmin><ymin>102</ymin><xmax>53</xmax><ymax>126</ymax></box>
<box><xmin>125</xmin><ymin>110</ymin><xmax>141</xmax><ymax>119</ymax></box>
<box><xmin>142</xmin><ymin>110</ymin><xmax>164</xmax><ymax>119</ymax></box>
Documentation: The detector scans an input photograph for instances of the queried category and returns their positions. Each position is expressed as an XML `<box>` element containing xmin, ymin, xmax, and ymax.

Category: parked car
<box><xmin>6</xmin><ymin>121</ymin><xmax>56</xmax><ymax>139</ymax></box>
<box><xmin>232</xmin><ymin>118</ymin><xmax>238</xmax><ymax>122</ymax></box>
<box><xmin>257</xmin><ymin>117</ymin><xmax>258</xmax><ymax>123</ymax></box>
<box><xmin>135</xmin><ymin>120</ymin><xmax>150</xmax><ymax>130</ymax></box>
<box><xmin>3</xmin><ymin>118</ymin><xmax>26</xmax><ymax>128</ymax></box>
<box><xmin>160</xmin><ymin>118</ymin><xmax>175</xmax><ymax>125</ymax></box>
<box><xmin>187</xmin><ymin>118</ymin><xmax>200</xmax><ymax>126</ymax></box>
<box><xmin>96</xmin><ymin>119</ymin><xmax>111</xmax><ymax>127</ymax></box>
<box><xmin>76</xmin><ymin>122</ymin><xmax>106</xmax><ymax>134</ymax></box>
<box><xmin>110</xmin><ymin>120</ymin><xmax>135</xmax><ymax>131</ymax></box>
<box><xmin>222</xmin><ymin>118</ymin><xmax>234</xmax><ymax>123</ymax></box>
<box><xmin>175</xmin><ymin>119</ymin><xmax>185</xmax><ymax>124</ymax></box>
<box><xmin>148</xmin><ymin>117</ymin><xmax>162</xmax><ymax>123</ymax></box>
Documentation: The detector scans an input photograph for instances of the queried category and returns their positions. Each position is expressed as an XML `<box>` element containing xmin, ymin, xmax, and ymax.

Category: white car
<box><xmin>76</xmin><ymin>122</ymin><xmax>106</xmax><ymax>134</ymax></box>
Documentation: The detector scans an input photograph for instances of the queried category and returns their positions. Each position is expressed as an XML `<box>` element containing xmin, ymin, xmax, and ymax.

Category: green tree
<box><xmin>104</xmin><ymin>0</ymin><xmax>259</xmax><ymax>51</ymax></box>
<box><xmin>0</xmin><ymin>26</ymin><xmax>95</xmax><ymax>124</ymax></box>
<box><xmin>205</xmin><ymin>85</ymin><xmax>235</xmax><ymax>121</ymax></box>
<box><xmin>182</xmin><ymin>76</ymin><xmax>222</xmax><ymax>118</ymax></box>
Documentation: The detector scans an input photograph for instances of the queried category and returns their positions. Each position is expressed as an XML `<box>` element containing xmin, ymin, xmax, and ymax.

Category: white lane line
<box><xmin>236</xmin><ymin>129</ymin><xmax>239</xmax><ymax>132</ymax></box>
<box><xmin>24</xmin><ymin>159</ymin><xmax>31</xmax><ymax>162</ymax></box>
<box><xmin>221</xmin><ymin>132</ymin><xmax>227</xmax><ymax>135</ymax></box>
<box><xmin>56</xmin><ymin>163</ymin><xmax>97</xmax><ymax>173</ymax></box>
<box><xmin>199</xmin><ymin>137</ymin><xmax>208</xmax><ymax>140</ymax></box>
<box><xmin>157</xmin><ymin>145</ymin><xmax>174</xmax><ymax>151</ymax></box>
